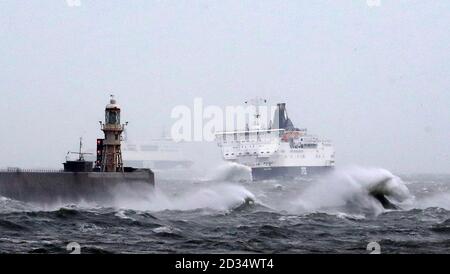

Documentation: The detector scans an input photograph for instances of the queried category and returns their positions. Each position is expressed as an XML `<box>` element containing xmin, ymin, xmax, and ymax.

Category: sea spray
<box><xmin>207</xmin><ymin>162</ymin><xmax>252</xmax><ymax>182</ymax></box>
<box><xmin>1</xmin><ymin>173</ymin><xmax>450</xmax><ymax>254</ymax></box>
<box><xmin>0</xmin><ymin>196</ymin><xmax>36</xmax><ymax>213</ymax></box>
<box><xmin>414</xmin><ymin>193</ymin><xmax>450</xmax><ymax>210</ymax></box>
<box><xmin>289</xmin><ymin>166</ymin><xmax>412</xmax><ymax>216</ymax></box>
<box><xmin>110</xmin><ymin>183</ymin><xmax>256</xmax><ymax>212</ymax></box>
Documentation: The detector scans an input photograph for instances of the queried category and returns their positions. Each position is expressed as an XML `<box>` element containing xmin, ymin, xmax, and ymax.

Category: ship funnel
<box><xmin>273</xmin><ymin>103</ymin><xmax>295</xmax><ymax>130</ymax></box>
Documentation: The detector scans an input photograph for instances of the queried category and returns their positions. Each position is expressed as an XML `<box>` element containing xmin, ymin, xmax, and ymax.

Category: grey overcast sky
<box><xmin>0</xmin><ymin>0</ymin><xmax>449</xmax><ymax>173</ymax></box>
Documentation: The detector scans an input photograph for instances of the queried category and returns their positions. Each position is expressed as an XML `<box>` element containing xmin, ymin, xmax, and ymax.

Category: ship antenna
<box><xmin>79</xmin><ymin>137</ymin><xmax>84</xmax><ymax>161</ymax></box>
<box><xmin>68</xmin><ymin>137</ymin><xmax>92</xmax><ymax>161</ymax></box>
<box><xmin>245</xmin><ymin>97</ymin><xmax>268</xmax><ymax>128</ymax></box>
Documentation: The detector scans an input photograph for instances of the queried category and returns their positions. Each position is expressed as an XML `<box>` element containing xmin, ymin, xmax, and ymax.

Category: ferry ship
<box><xmin>121</xmin><ymin>137</ymin><xmax>194</xmax><ymax>180</ymax></box>
<box><xmin>216</xmin><ymin>101</ymin><xmax>335</xmax><ymax>181</ymax></box>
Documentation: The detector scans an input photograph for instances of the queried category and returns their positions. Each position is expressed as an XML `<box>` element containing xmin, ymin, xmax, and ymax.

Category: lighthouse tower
<box><xmin>100</xmin><ymin>95</ymin><xmax>126</xmax><ymax>172</ymax></box>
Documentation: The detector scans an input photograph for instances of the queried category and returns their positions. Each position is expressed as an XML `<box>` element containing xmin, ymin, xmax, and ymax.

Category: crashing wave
<box><xmin>207</xmin><ymin>162</ymin><xmax>252</xmax><ymax>182</ymax></box>
<box><xmin>290</xmin><ymin>166</ymin><xmax>412</xmax><ymax>216</ymax></box>
<box><xmin>0</xmin><ymin>196</ymin><xmax>36</xmax><ymax>213</ymax></box>
<box><xmin>110</xmin><ymin>183</ymin><xmax>256</xmax><ymax>212</ymax></box>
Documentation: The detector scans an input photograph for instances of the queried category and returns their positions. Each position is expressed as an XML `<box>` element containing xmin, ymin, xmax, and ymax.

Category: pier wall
<box><xmin>0</xmin><ymin>170</ymin><xmax>154</xmax><ymax>205</ymax></box>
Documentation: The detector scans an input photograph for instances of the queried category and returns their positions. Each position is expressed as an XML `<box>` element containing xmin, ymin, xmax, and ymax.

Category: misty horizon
<box><xmin>0</xmin><ymin>1</ymin><xmax>449</xmax><ymax>174</ymax></box>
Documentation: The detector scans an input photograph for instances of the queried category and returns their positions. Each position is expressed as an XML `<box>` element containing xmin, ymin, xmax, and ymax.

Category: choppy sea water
<box><xmin>0</xmin><ymin>166</ymin><xmax>449</xmax><ymax>254</ymax></box>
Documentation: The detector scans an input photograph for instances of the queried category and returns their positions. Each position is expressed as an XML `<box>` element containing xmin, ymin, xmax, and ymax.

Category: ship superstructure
<box><xmin>216</xmin><ymin>101</ymin><xmax>335</xmax><ymax>180</ymax></box>
<box><xmin>122</xmin><ymin>137</ymin><xmax>193</xmax><ymax>171</ymax></box>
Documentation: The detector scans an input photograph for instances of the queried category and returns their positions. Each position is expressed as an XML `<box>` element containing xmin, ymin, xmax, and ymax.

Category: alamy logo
<box><xmin>66</xmin><ymin>242</ymin><xmax>81</xmax><ymax>254</ymax></box>
<box><xmin>170</xmin><ymin>98</ymin><xmax>278</xmax><ymax>142</ymax></box>
<box><xmin>66</xmin><ymin>0</ymin><xmax>81</xmax><ymax>7</ymax></box>
<box><xmin>367</xmin><ymin>242</ymin><xmax>381</xmax><ymax>254</ymax></box>
<box><xmin>366</xmin><ymin>0</ymin><xmax>381</xmax><ymax>7</ymax></box>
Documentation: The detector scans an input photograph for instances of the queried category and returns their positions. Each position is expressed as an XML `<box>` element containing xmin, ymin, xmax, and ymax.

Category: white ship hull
<box><xmin>121</xmin><ymin>138</ymin><xmax>193</xmax><ymax>180</ymax></box>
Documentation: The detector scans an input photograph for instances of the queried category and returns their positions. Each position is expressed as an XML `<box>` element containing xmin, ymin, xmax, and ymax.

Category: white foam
<box><xmin>152</xmin><ymin>226</ymin><xmax>181</xmax><ymax>234</ymax></box>
<box><xmin>0</xmin><ymin>196</ymin><xmax>36</xmax><ymax>213</ymax></box>
<box><xmin>289</xmin><ymin>166</ymin><xmax>412</xmax><ymax>216</ymax></box>
<box><xmin>206</xmin><ymin>162</ymin><xmax>252</xmax><ymax>182</ymax></box>
<box><xmin>110</xmin><ymin>183</ymin><xmax>256</xmax><ymax>212</ymax></box>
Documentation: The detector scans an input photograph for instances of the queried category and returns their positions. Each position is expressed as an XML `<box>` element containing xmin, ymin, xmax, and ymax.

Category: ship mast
<box><xmin>67</xmin><ymin>137</ymin><xmax>92</xmax><ymax>162</ymax></box>
<box><xmin>78</xmin><ymin>137</ymin><xmax>84</xmax><ymax>161</ymax></box>
<box><xmin>245</xmin><ymin>97</ymin><xmax>268</xmax><ymax>130</ymax></box>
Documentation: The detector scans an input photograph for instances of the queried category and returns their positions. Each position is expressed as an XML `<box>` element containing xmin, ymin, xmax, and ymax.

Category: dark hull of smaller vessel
<box><xmin>0</xmin><ymin>169</ymin><xmax>154</xmax><ymax>205</ymax></box>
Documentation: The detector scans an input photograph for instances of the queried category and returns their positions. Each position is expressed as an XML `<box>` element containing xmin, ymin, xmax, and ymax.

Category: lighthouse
<box><xmin>99</xmin><ymin>95</ymin><xmax>126</xmax><ymax>172</ymax></box>
<box><xmin>0</xmin><ymin>95</ymin><xmax>155</xmax><ymax>205</ymax></box>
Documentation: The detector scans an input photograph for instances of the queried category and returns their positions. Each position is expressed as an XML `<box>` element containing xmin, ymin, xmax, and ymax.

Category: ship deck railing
<box><xmin>0</xmin><ymin>168</ymin><xmax>64</xmax><ymax>173</ymax></box>
<box><xmin>215</xmin><ymin>128</ymin><xmax>284</xmax><ymax>135</ymax></box>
